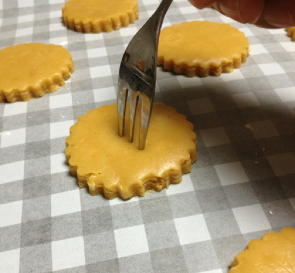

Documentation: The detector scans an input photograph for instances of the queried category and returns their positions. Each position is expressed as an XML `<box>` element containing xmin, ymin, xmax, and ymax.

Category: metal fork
<box><xmin>117</xmin><ymin>0</ymin><xmax>173</xmax><ymax>150</ymax></box>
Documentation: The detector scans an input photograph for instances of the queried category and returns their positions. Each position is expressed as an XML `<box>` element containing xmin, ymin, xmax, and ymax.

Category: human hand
<box><xmin>188</xmin><ymin>0</ymin><xmax>295</xmax><ymax>28</ymax></box>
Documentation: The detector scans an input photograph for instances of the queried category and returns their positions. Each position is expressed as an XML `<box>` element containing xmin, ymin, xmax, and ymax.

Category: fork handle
<box><xmin>146</xmin><ymin>0</ymin><xmax>173</xmax><ymax>39</ymax></box>
<box><xmin>152</xmin><ymin>0</ymin><xmax>173</xmax><ymax>26</ymax></box>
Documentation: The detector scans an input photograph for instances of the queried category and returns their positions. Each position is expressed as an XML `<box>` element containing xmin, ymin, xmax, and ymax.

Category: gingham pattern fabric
<box><xmin>1</xmin><ymin>0</ymin><xmax>295</xmax><ymax>272</ymax></box>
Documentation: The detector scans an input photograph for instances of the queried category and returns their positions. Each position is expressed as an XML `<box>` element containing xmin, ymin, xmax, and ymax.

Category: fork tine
<box><xmin>129</xmin><ymin>91</ymin><xmax>139</xmax><ymax>143</ymax></box>
<box><xmin>117</xmin><ymin>80</ymin><xmax>128</xmax><ymax>137</ymax></box>
<box><xmin>138</xmin><ymin>95</ymin><xmax>153</xmax><ymax>150</ymax></box>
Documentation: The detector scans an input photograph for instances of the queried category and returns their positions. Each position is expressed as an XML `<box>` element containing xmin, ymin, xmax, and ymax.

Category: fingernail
<box><xmin>218</xmin><ymin>0</ymin><xmax>241</xmax><ymax>23</ymax></box>
<box><xmin>238</xmin><ymin>0</ymin><xmax>264</xmax><ymax>24</ymax></box>
<box><xmin>188</xmin><ymin>0</ymin><xmax>202</xmax><ymax>9</ymax></box>
<box><xmin>188</xmin><ymin>0</ymin><xmax>215</xmax><ymax>9</ymax></box>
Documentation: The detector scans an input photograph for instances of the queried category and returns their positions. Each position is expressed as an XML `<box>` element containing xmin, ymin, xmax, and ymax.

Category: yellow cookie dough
<box><xmin>158</xmin><ymin>21</ymin><xmax>249</xmax><ymax>77</ymax></box>
<box><xmin>0</xmin><ymin>43</ymin><xmax>74</xmax><ymax>103</ymax></box>
<box><xmin>65</xmin><ymin>102</ymin><xmax>197</xmax><ymax>200</ymax></box>
<box><xmin>286</xmin><ymin>27</ymin><xmax>295</xmax><ymax>41</ymax></box>
<box><xmin>229</xmin><ymin>227</ymin><xmax>295</xmax><ymax>273</ymax></box>
<box><xmin>62</xmin><ymin>0</ymin><xmax>139</xmax><ymax>33</ymax></box>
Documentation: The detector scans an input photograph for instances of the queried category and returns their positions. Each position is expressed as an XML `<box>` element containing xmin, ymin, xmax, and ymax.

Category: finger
<box><xmin>189</xmin><ymin>0</ymin><xmax>295</xmax><ymax>29</ymax></box>
<box><xmin>188</xmin><ymin>0</ymin><xmax>216</xmax><ymax>9</ymax></box>
<box><xmin>261</xmin><ymin>0</ymin><xmax>295</xmax><ymax>28</ymax></box>
<box><xmin>213</xmin><ymin>0</ymin><xmax>265</xmax><ymax>24</ymax></box>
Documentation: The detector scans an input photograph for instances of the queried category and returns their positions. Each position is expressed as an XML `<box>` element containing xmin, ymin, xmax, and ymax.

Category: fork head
<box><xmin>117</xmin><ymin>55</ymin><xmax>155</xmax><ymax>150</ymax></box>
<box><xmin>117</xmin><ymin>0</ymin><xmax>173</xmax><ymax>150</ymax></box>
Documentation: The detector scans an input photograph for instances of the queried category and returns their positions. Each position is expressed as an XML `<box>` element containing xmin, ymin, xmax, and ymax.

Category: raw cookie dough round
<box><xmin>229</xmin><ymin>227</ymin><xmax>295</xmax><ymax>273</ymax></box>
<box><xmin>158</xmin><ymin>21</ymin><xmax>249</xmax><ymax>77</ymax></box>
<box><xmin>0</xmin><ymin>43</ymin><xmax>74</xmax><ymax>103</ymax></box>
<box><xmin>62</xmin><ymin>0</ymin><xmax>139</xmax><ymax>33</ymax></box>
<box><xmin>65</xmin><ymin>102</ymin><xmax>197</xmax><ymax>200</ymax></box>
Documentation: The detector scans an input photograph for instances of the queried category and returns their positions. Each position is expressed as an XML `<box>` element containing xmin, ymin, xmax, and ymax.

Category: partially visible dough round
<box><xmin>62</xmin><ymin>0</ymin><xmax>139</xmax><ymax>33</ymax></box>
<box><xmin>229</xmin><ymin>227</ymin><xmax>295</xmax><ymax>273</ymax></box>
<box><xmin>286</xmin><ymin>27</ymin><xmax>295</xmax><ymax>41</ymax></box>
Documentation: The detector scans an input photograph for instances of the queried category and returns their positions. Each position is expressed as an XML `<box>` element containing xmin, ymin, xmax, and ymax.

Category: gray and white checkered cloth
<box><xmin>1</xmin><ymin>0</ymin><xmax>295</xmax><ymax>272</ymax></box>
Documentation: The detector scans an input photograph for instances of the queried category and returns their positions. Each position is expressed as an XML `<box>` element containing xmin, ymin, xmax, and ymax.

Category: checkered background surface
<box><xmin>1</xmin><ymin>0</ymin><xmax>295</xmax><ymax>272</ymax></box>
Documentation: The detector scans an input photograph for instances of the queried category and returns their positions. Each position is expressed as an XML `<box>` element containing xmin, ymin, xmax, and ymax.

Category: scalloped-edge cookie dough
<box><xmin>286</xmin><ymin>27</ymin><xmax>295</xmax><ymax>41</ymax></box>
<box><xmin>229</xmin><ymin>227</ymin><xmax>295</xmax><ymax>273</ymax></box>
<box><xmin>0</xmin><ymin>43</ymin><xmax>74</xmax><ymax>103</ymax></box>
<box><xmin>65</xmin><ymin>102</ymin><xmax>197</xmax><ymax>200</ymax></box>
<box><xmin>158</xmin><ymin>21</ymin><xmax>249</xmax><ymax>77</ymax></box>
<box><xmin>62</xmin><ymin>0</ymin><xmax>139</xmax><ymax>33</ymax></box>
